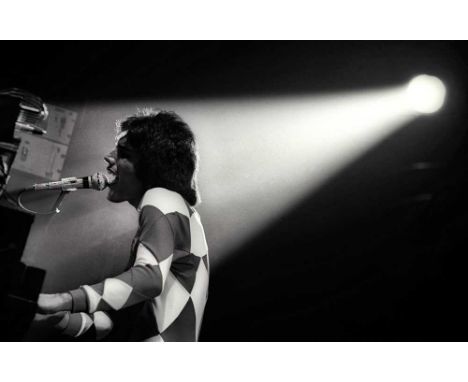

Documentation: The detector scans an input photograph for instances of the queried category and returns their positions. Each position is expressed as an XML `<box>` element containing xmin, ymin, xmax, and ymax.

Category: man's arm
<box><xmin>38</xmin><ymin>205</ymin><xmax>175</xmax><ymax>315</ymax></box>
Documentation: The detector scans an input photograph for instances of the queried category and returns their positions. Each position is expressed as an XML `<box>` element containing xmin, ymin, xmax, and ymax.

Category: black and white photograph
<box><xmin>1</xmin><ymin>41</ymin><xmax>468</xmax><ymax>345</ymax></box>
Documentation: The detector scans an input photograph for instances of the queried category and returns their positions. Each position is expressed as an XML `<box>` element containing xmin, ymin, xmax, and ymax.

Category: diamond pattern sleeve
<box><xmin>58</xmin><ymin>311</ymin><xmax>113</xmax><ymax>340</ymax></box>
<box><xmin>69</xmin><ymin>206</ymin><xmax>175</xmax><ymax>314</ymax></box>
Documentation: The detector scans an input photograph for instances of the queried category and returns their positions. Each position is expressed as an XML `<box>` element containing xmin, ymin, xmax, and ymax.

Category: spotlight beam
<box><xmin>185</xmin><ymin>88</ymin><xmax>417</xmax><ymax>265</ymax></box>
<box><xmin>23</xmin><ymin>84</ymin><xmax>440</xmax><ymax>274</ymax></box>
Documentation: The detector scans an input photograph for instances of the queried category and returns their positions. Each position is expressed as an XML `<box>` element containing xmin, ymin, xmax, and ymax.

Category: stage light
<box><xmin>405</xmin><ymin>75</ymin><xmax>446</xmax><ymax>114</ymax></box>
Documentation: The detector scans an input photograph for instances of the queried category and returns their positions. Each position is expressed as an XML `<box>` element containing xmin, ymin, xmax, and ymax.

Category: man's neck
<box><xmin>129</xmin><ymin>194</ymin><xmax>144</xmax><ymax>210</ymax></box>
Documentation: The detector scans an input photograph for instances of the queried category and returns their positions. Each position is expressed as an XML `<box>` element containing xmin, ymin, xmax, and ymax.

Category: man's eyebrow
<box><xmin>115</xmin><ymin>129</ymin><xmax>128</xmax><ymax>143</ymax></box>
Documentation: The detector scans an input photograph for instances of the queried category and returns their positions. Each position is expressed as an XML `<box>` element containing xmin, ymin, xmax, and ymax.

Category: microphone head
<box><xmin>90</xmin><ymin>172</ymin><xmax>109</xmax><ymax>191</ymax></box>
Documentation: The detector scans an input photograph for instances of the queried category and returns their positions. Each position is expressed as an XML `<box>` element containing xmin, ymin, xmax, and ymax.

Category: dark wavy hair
<box><xmin>119</xmin><ymin>109</ymin><xmax>199</xmax><ymax>206</ymax></box>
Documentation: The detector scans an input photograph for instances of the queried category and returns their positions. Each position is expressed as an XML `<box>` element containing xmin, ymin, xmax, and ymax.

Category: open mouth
<box><xmin>106</xmin><ymin>168</ymin><xmax>118</xmax><ymax>186</ymax></box>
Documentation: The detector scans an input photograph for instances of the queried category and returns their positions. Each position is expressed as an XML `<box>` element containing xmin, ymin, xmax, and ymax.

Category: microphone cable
<box><xmin>16</xmin><ymin>187</ymin><xmax>75</xmax><ymax>215</ymax></box>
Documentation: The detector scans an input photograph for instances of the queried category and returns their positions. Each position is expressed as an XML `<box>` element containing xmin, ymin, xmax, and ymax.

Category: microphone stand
<box><xmin>16</xmin><ymin>187</ymin><xmax>77</xmax><ymax>215</ymax></box>
<box><xmin>53</xmin><ymin>188</ymin><xmax>77</xmax><ymax>213</ymax></box>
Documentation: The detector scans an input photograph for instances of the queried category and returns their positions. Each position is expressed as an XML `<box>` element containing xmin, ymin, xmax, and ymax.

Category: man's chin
<box><xmin>106</xmin><ymin>189</ymin><xmax>123</xmax><ymax>203</ymax></box>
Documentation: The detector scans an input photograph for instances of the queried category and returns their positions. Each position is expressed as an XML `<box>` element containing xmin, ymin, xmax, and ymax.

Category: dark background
<box><xmin>1</xmin><ymin>41</ymin><xmax>468</xmax><ymax>340</ymax></box>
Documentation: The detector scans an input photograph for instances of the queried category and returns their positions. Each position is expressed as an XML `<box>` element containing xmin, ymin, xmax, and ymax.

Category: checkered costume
<box><xmin>62</xmin><ymin>187</ymin><xmax>209</xmax><ymax>341</ymax></box>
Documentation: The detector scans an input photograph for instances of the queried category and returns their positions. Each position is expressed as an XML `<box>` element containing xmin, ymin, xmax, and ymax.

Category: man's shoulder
<box><xmin>139</xmin><ymin>188</ymin><xmax>192</xmax><ymax>219</ymax></box>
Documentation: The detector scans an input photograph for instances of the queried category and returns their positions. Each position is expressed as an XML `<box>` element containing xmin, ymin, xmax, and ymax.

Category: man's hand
<box><xmin>33</xmin><ymin>311</ymin><xmax>69</xmax><ymax>327</ymax></box>
<box><xmin>37</xmin><ymin>293</ymin><xmax>72</xmax><ymax>314</ymax></box>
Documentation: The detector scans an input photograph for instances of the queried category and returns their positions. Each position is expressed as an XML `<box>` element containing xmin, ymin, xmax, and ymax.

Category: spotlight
<box><xmin>405</xmin><ymin>75</ymin><xmax>446</xmax><ymax>114</ymax></box>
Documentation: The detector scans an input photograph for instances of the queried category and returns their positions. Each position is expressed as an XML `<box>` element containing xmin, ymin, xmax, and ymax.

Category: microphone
<box><xmin>27</xmin><ymin>172</ymin><xmax>109</xmax><ymax>191</ymax></box>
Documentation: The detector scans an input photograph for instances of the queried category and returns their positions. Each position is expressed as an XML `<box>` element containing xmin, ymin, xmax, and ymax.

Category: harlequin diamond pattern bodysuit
<box><xmin>63</xmin><ymin>187</ymin><xmax>209</xmax><ymax>341</ymax></box>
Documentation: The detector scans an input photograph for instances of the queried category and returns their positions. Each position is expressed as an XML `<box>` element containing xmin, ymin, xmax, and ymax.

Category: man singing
<box><xmin>36</xmin><ymin>110</ymin><xmax>209</xmax><ymax>341</ymax></box>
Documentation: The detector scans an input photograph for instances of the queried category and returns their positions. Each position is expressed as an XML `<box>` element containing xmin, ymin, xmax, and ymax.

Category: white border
<box><xmin>1</xmin><ymin>0</ymin><xmax>467</xmax><ymax>40</ymax></box>
<box><xmin>2</xmin><ymin>342</ymin><xmax>468</xmax><ymax>382</ymax></box>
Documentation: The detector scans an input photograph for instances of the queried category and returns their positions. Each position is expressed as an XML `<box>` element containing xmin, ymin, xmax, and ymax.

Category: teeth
<box><xmin>106</xmin><ymin>171</ymin><xmax>118</xmax><ymax>185</ymax></box>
